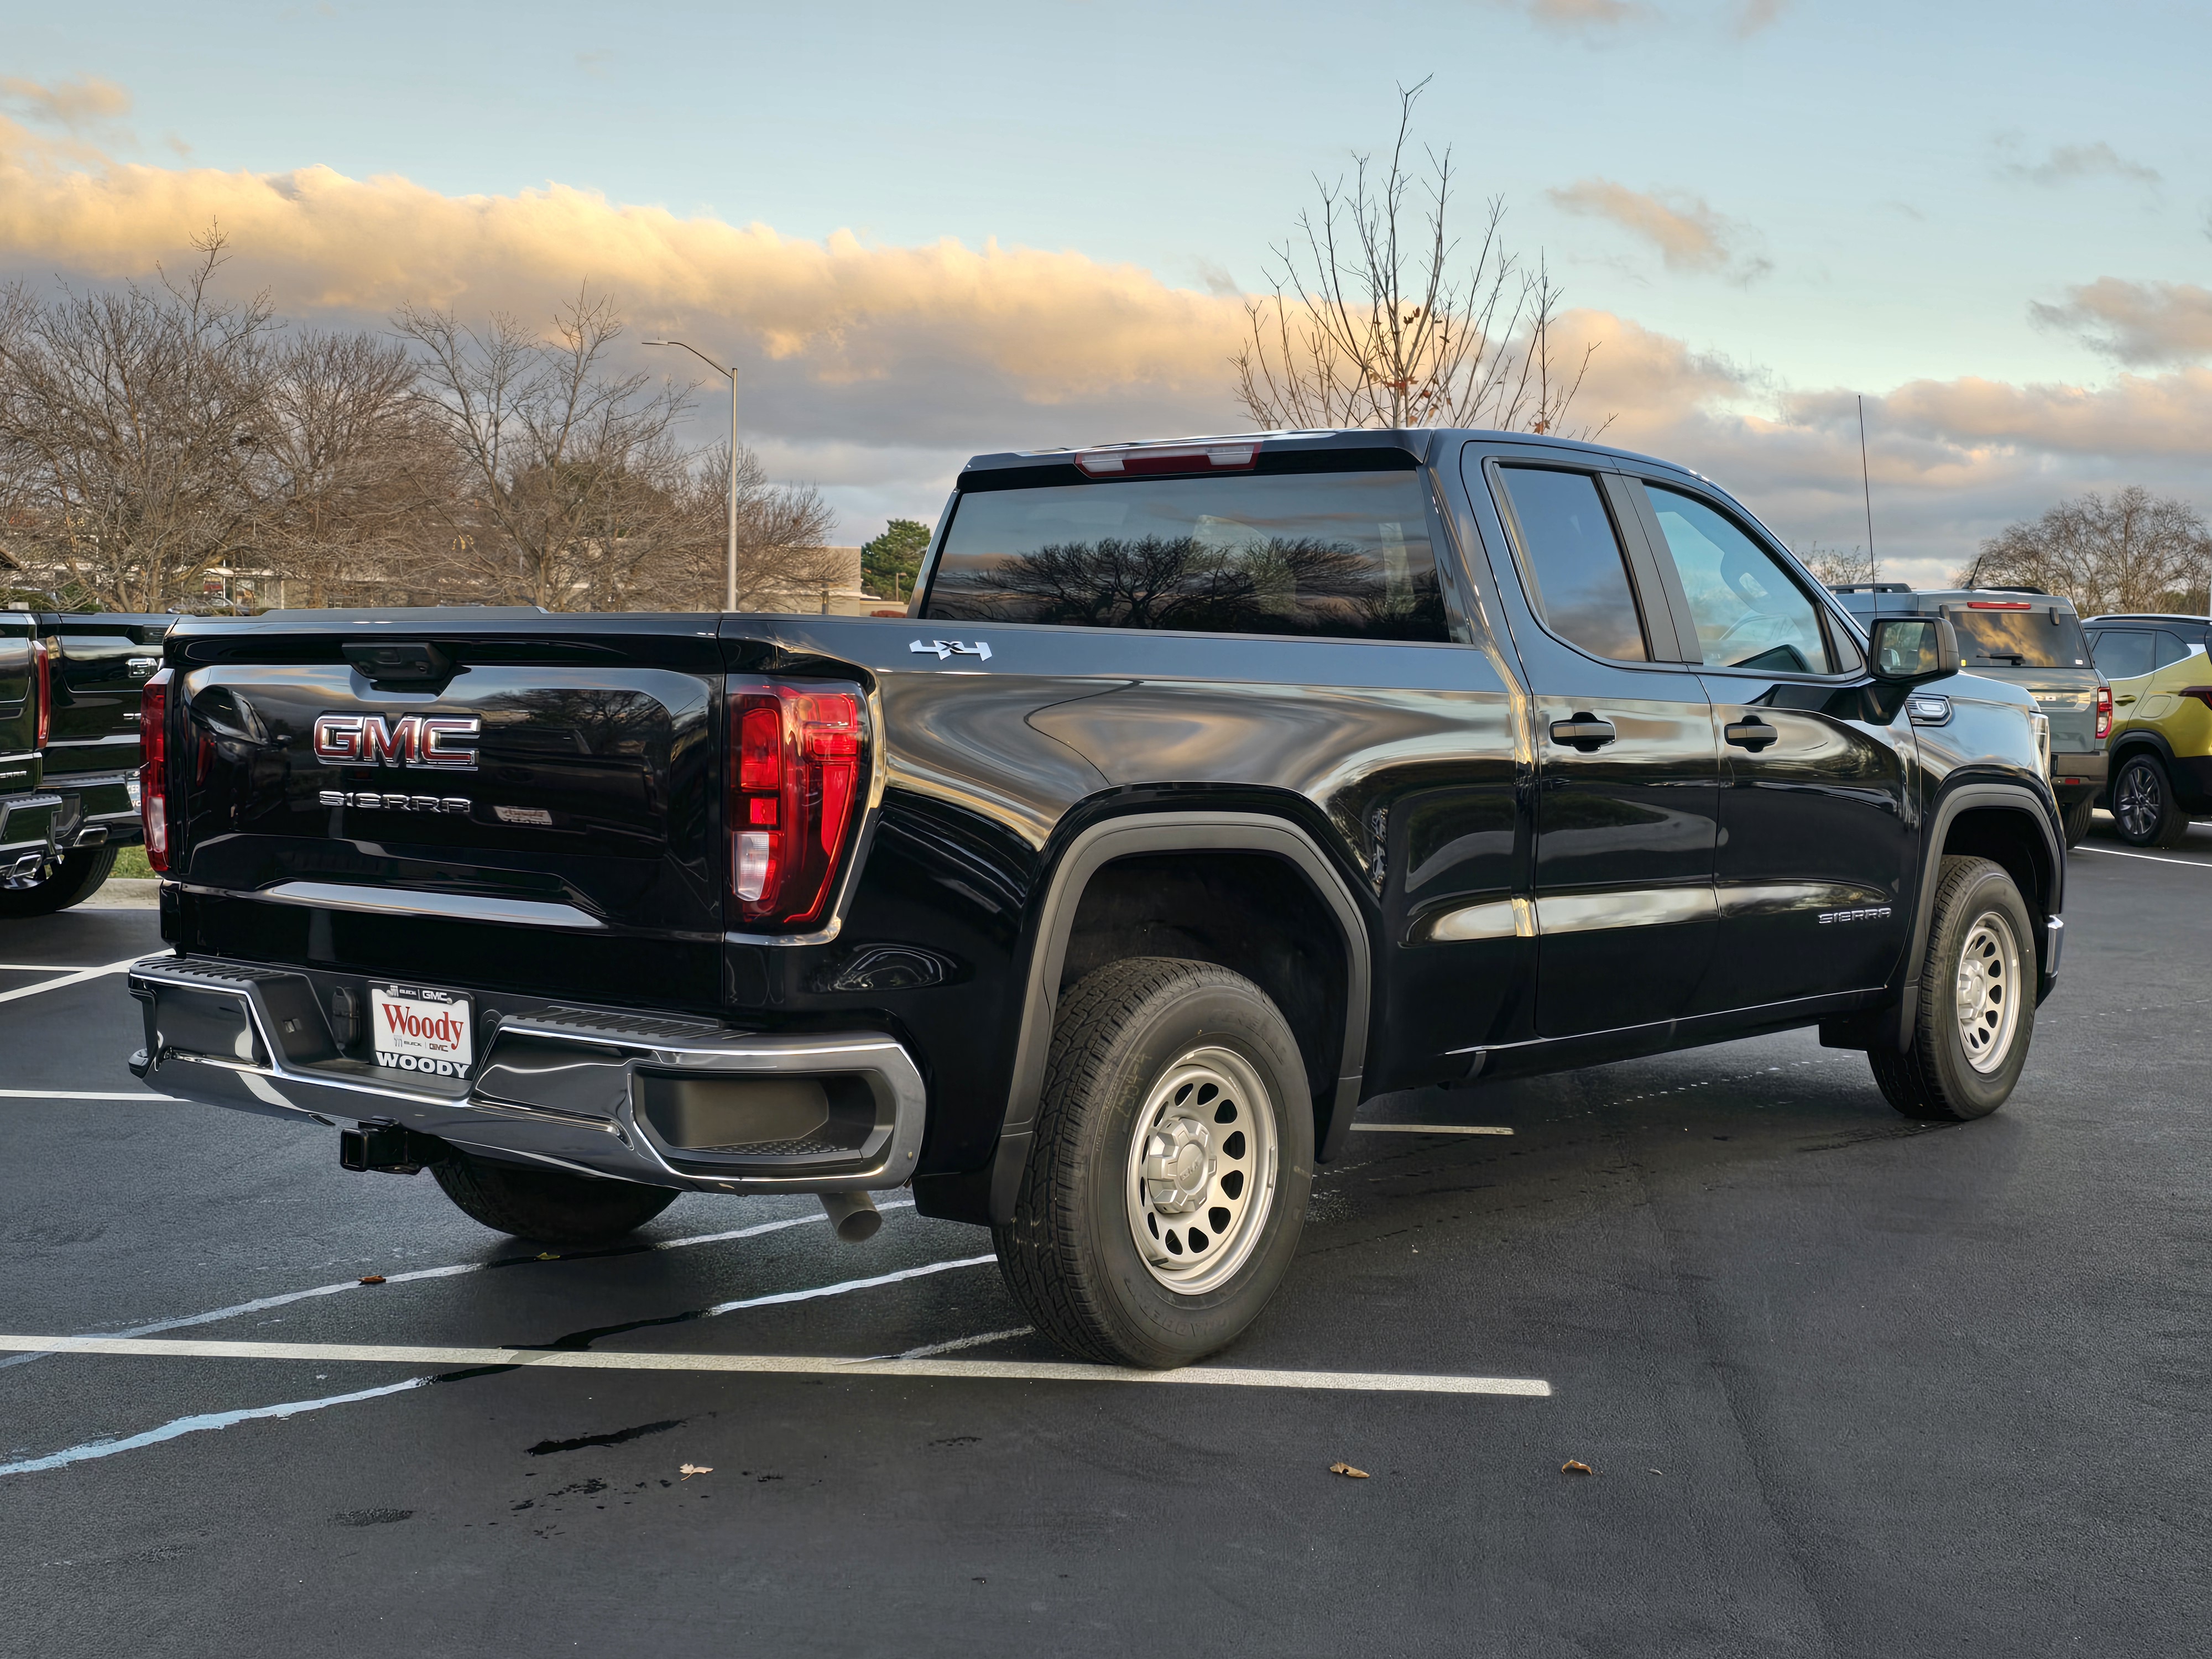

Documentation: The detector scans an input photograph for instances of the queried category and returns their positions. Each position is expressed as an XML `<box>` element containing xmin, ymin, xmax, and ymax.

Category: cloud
<box><xmin>1999</xmin><ymin>140</ymin><xmax>2159</xmax><ymax>188</ymax></box>
<box><xmin>1488</xmin><ymin>0</ymin><xmax>1649</xmax><ymax>32</ymax></box>
<box><xmin>0</xmin><ymin>109</ymin><xmax>2205</xmax><ymax>570</ymax></box>
<box><xmin>1733</xmin><ymin>0</ymin><xmax>1788</xmax><ymax>34</ymax></box>
<box><xmin>0</xmin><ymin>121</ymin><xmax>1249</xmax><ymax>453</ymax></box>
<box><xmin>0</xmin><ymin>74</ymin><xmax>131</xmax><ymax>133</ymax></box>
<box><xmin>1546</xmin><ymin>178</ymin><xmax>1768</xmax><ymax>280</ymax></box>
<box><xmin>2030</xmin><ymin>278</ymin><xmax>2212</xmax><ymax>367</ymax></box>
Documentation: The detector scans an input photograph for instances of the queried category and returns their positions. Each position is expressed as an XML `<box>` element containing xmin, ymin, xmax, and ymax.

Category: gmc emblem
<box><xmin>313</xmin><ymin>713</ymin><xmax>480</xmax><ymax>771</ymax></box>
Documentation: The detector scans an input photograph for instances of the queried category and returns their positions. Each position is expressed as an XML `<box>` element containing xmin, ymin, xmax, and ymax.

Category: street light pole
<box><xmin>645</xmin><ymin>339</ymin><xmax>739</xmax><ymax>612</ymax></box>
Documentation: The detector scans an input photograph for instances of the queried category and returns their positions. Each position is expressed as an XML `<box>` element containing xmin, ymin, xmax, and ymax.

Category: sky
<box><xmin>4</xmin><ymin>0</ymin><xmax>2209</xmax><ymax>585</ymax></box>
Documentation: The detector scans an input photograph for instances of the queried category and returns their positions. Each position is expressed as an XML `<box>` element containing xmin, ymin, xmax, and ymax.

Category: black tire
<box><xmin>1869</xmin><ymin>855</ymin><xmax>2036</xmax><ymax>1121</ymax></box>
<box><xmin>2110</xmin><ymin>753</ymin><xmax>2192</xmax><ymax>849</ymax></box>
<box><xmin>432</xmin><ymin>1151</ymin><xmax>678</xmax><ymax>1246</ymax></box>
<box><xmin>993</xmin><ymin>958</ymin><xmax>1314</xmax><ymax>1369</ymax></box>
<box><xmin>0</xmin><ymin>846</ymin><xmax>119</xmax><ymax>918</ymax></box>
<box><xmin>2061</xmin><ymin>795</ymin><xmax>2094</xmax><ymax>848</ymax></box>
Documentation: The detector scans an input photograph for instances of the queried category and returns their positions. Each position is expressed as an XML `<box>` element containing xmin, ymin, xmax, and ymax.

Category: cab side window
<box><xmin>2091</xmin><ymin>630</ymin><xmax>2156</xmax><ymax>680</ymax></box>
<box><xmin>1645</xmin><ymin>486</ymin><xmax>1834</xmax><ymax>675</ymax></box>
<box><xmin>1495</xmin><ymin>467</ymin><xmax>1649</xmax><ymax>662</ymax></box>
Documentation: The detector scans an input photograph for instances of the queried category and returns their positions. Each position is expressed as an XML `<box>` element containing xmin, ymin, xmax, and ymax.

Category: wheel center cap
<box><xmin>1141</xmin><ymin>1114</ymin><xmax>1214</xmax><ymax>1214</ymax></box>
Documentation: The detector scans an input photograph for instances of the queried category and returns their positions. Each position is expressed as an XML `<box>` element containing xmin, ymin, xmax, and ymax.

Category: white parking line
<box><xmin>0</xmin><ymin>1090</ymin><xmax>177</xmax><ymax>1102</ymax></box>
<box><xmin>2076</xmin><ymin>845</ymin><xmax>2211</xmax><ymax>869</ymax></box>
<box><xmin>0</xmin><ymin>958</ymin><xmax>142</xmax><ymax>1006</ymax></box>
<box><xmin>699</xmin><ymin>1253</ymin><xmax>994</xmax><ymax>1316</ymax></box>
<box><xmin>0</xmin><ymin>1334</ymin><xmax>1553</xmax><ymax>1395</ymax></box>
<box><xmin>0</xmin><ymin>1378</ymin><xmax>432</xmax><ymax>1477</ymax></box>
<box><xmin>0</xmin><ymin>1202</ymin><xmax>914</xmax><ymax>1371</ymax></box>
<box><xmin>1350</xmin><ymin>1124</ymin><xmax>1513</xmax><ymax>1135</ymax></box>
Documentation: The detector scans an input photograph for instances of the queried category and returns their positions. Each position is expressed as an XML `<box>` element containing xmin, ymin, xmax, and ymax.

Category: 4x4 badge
<box><xmin>909</xmin><ymin>639</ymin><xmax>992</xmax><ymax>662</ymax></box>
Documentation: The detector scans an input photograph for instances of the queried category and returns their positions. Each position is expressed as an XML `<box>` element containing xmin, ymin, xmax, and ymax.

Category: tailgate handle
<box><xmin>1548</xmin><ymin>714</ymin><xmax>1616</xmax><ymax>752</ymax></box>
<box><xmin>1724</xmin><ymin>717</ymin><xmax>1778</xmax><ymax>751</ymax></box>
<box><xmin>343</xmin><ymin>640</ymin><xmax>452</xmax><ymax>687</ymax></box>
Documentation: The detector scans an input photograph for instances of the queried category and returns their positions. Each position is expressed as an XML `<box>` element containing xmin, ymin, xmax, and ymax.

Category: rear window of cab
<box><xmin>920</xmin><ymin>469</ymin><xmax>1451</xmax><ymax>641</ymax></box>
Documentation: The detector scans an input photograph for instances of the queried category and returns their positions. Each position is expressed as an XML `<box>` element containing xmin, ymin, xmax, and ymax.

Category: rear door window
<box><xmin>1645</xmin><ymin>486</ymin><xmax>1834</xmax><ymax>674</ymax></box>
<box><xmin>2091</xmin><ymin>630</ymin><xmax>2156</xmax><ymax>680</ymax></box>
<box><xmin>2156</xmin><ymin>630</ymin><xmax>2192</xmax><ymax>669</ymax></box>
<box><xmin>921</xmin><ymin>469</ymin><xmax>1449</xmax><ymax>640</ymax></box>
<box><xmin>1494</xmin><ymin>467</ymin><xmax>1650</xmax><ymax>662</ymax></box>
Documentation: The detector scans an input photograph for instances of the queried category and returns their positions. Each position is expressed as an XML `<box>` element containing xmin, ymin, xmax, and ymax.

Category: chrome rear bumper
<box><xmin>126</xmin><ymin>954</ymin><xmax>925</xmax><ymax>1194</ymax></box>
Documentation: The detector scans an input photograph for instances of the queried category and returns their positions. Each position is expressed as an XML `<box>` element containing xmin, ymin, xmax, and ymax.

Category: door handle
<box><xmin>1549</xmin><ymin>714</ymin><xmax>1616</xmax><ymax>752</ymax></box>
<box><xmin>1724</xmin><ymin>717</ymin><xmax>1778</xmax><ymax>752</ymax></box>
<box><xmin>2114</xmin><ymin>695</ymin><xmax>2136</xmax><ymax>705</ymax></box>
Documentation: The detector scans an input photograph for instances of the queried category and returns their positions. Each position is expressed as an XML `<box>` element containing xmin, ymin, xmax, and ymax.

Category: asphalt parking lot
<box><xmin>4</xmin><ymin>820</ymin><xmax>2209</xmax><ymax>1658</ymax></box>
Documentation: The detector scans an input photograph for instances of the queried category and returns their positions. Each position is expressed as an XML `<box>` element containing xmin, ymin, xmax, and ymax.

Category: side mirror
<box><xmin>1868</xmin><ymin>615</ymin><xmax>1961</xmax><ymax>682</ymax></box>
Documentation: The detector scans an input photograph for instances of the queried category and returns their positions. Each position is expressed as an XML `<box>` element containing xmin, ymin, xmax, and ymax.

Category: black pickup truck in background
<box><xmin>124</xmin><ymin>429</ymin><xmax>2064</xmax><ymax>1367</ymax></box>
<box><xmin>0</xmin><ymin>611</ymin><xmax>170</xmax><ymax>916</ymax></box>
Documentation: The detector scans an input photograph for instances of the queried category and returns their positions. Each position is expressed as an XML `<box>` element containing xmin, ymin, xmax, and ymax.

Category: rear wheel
<box><xmin>993</xmin><ymin>958</ymin><xmax>1313</xmax><ymax>1369</ymax></box>
<box><xmin>0</xmin><ymin>846</ymin><xmax>119</xmax><ymax>918</ymax></box>
<box><xmin>2110</xmin><ymin>754</ymin><xmax>2192</xmax><ymax>848</ymax></box>
<box><xmin>2061</xmin><ymin>795</ymin><xmax>2094</xmax><ymax>848</ymax></box>
<box><xmin>1869</xmin><ymin>855</ymin><xmax>2035</xmax><ymax>1121</ymax></box>
<box><xmin>432</xmin><ymin>1152</ymin><xmax>677</xmax><ymax>1246</ymax></box>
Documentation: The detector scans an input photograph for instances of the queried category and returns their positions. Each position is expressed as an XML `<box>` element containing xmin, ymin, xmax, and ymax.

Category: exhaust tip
<box><xmin>820</xmin><ymin>1191</ymin><xmax>881</xmax><ymax>1244</ymax></box>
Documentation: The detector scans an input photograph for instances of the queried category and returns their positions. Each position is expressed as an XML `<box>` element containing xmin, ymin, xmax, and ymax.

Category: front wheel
<box><xmin>1869</xmin><ymin>855</ymin><xmax>2036</xmax><ymax>1121</ymax></box>
<box><xmin>993</xmin><ymin>958</ymin><xmax>1314</xmax><ymax>1369</ymax></box>
<box><xmin>432</xmin><ymin>1151</ymin><xmax>678</xmax><ymax>1245</ymax></box>
<box><xmin>2110</xmin><ymin>754</ymin><xmax>2192</xmax><ymax>848</ymax></box>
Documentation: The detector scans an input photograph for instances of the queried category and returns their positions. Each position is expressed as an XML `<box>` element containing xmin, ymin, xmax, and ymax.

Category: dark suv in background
<box><xmin>1834</xmin><ymin>586</ymin><xmax>2105</xmax><ymax>843</ymax></box>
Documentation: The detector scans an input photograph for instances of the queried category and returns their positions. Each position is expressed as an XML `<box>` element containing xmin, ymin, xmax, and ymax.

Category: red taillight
<box><xmin>728</xmin><ymin>683</ymin><xmax>865</xmax><ymax>930</ymax></box>
<box><xmin>1074</xmin><ymin>439</ymin><xmax>1260</xmax><ymax>477</ymax></box>
<box><xmin>139</xmin><ymin>667</ymin><xmax>171</xmax><ymax>873</ymax></box>
<box><xmin>1966</xmin><ymin>600</ymin><xmax>2033</xmax><ymax>609</ymax></box>
<box><xmin>2178</xmin><ymin>686</ymin><xmax>2212</xmax><ymax>712</ymax></box>
<box><xmin>2095</xmin><ymin>684</ymin><xmax>2114</xmax><ymax>740</ymax></box>
<box><xmin>31</xmin><ymin>640</ymin><xmax>50</xmax><ymax>752</ymax></box>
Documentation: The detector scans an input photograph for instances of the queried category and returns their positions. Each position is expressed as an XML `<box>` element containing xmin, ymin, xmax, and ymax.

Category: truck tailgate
<box><xmin>164</xmin><ymin>613</ymin><xmax>726</xmax><ymax>1010</ymax></box>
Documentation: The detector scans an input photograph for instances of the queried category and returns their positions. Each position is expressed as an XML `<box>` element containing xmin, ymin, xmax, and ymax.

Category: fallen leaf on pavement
<box><xmin>536</xmin><ymin>1252</ymin><xmax>560</xmax><ymax>1261</ymax></box>
<box><xmin>679</xmin><ymin>1464</ymin><xmax>713</xmax><ymax>1479</ymax></box>
<box><xmin>1562</xmin><ymin>1460</ymin><xmax>1593</xmax><ymax>1475</ymax></box>
<box><xmin>357</xmin><ymin>1275</ymin><xmax>386</xmax><ymax>1285</ymax></box>
<box><xmin>1329</xmin><ymin>1462</ymin><xmax>1369</xmax><ymax>1479</ymax></box>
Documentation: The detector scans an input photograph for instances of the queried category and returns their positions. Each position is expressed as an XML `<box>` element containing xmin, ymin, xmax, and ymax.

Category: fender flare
<box><xmin>982</xmin><ymin>810</ymin><xmax>1373</xmax><ymax>1224</ymax></box>
<box><xmin>2107</xmin><ymin>728</ymin><xmax>2178</xmax><ymax>776</ymax></box>
<box><xmin>1882</xmin><ymin>778</ymin><xmax>2063</xmax><ymax>1050</ymax></box>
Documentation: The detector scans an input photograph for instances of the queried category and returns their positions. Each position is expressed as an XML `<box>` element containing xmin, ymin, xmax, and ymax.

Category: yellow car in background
<box><xmin>2085</xmin><ymin>614</ymin><xmax>2212</xmax><ymax>847</ymax></box>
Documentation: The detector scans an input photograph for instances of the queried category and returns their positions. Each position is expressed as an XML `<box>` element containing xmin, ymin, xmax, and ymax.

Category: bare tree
<box><xmin>257</xmin><ymin>330</ymin><xmax>451</xmax><ymax>608</ymax></box>
<box><xmin>1232</xmin><ymin>80</ymin><xmax>1609</xmax><ymax>438</ymax></box>
<box><xmin>1957</xmin><ymin>488</ymin><xmax>2212</xmax><ymax>614</ymax></box>
<box><xmin>395</xmin><ymin>286</ymin><xmax>698</xmax><ymax>611</ymax></box>
<box><xmin>667</xmin><ymin>441</ymin><xmax>841</xmax><ymax>612</ymax></box>
<box><xmin>0</xmin><ymin>231</ymin><xmax>278</xmax><ymax>611</ymax></box>
<box><xmin>1795</xmin><ymin>542</ymin><xmax>1876</xmax><ymax>589</ymax></box>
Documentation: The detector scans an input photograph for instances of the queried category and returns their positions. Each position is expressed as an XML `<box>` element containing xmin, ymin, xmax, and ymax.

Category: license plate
<box><xmin>369</xmin><ymin>983</ymin><xmax>474</xmax><ymax>1077</ymax></box>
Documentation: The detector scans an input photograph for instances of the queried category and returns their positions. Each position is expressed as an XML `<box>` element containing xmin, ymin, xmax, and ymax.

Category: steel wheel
<box><xmin>1953</xmin><ymin>908</ymin><xmax>2023</xmax><ymax>1075</ymax></box>
<box><xmin>1123</xmin><ymin>1046</ymin><xmax>1279</xmax><ymax>1296</ymax></box>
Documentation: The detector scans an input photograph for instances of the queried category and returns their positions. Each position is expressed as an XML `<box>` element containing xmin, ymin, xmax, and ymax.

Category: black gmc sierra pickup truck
<box><xmin>1</xmin><ymin>609</ymin><xmax>168</xmax><ymax>915</ymax></box>
<box><xmin>127</xmin><ymin>427</ymin><xmax>2063</xmax><ymax>1367</ymax></box>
